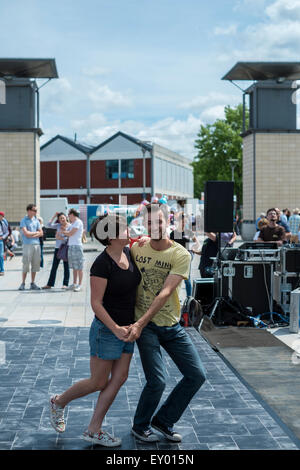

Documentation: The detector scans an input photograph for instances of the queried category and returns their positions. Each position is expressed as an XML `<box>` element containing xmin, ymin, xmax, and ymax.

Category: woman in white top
<box><xmin>61</xmin><ymin>208</ymin><xmax>84</xmax><ymax>292</ymax></box>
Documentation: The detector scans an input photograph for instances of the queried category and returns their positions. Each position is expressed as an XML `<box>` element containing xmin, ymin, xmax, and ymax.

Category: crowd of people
<box><xmin>0</xmin><ymin>204</ymin><xmax>85</xmax><ymax>291</ymax></box>
<box><xmin>254</xmin><ymin>207</ymin><xmax>300</xmax><ymax>245</ymax></box>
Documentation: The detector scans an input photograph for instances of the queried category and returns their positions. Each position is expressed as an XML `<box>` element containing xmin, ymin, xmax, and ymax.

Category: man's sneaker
<box><xmin>82</xmin><ymin>429</ymin><xmax>122</xmax><ymax>447</ymax></box>
<box><xmin>49</xmin><ymin>395</ymin><xmax>65</xmax><ymax>433</ymax></box>
<box><xmin>73</xmin><ymin>285</ymin><xmax>82</xmax><ymax>292</ymax></box>
<box><xmin>0</xmin><ymin>272</ymin><xmax>4</xmax><ymax>276</ymax></box>
<box><xmin>30</xmin><ymin>283</ymin><xmax>41</xmax><ymax>290</ymax></box>
<box><xmin>42</xmin><ymin>285</ymin><xmax>52</xmax><ymax>289</ymax></box>
<box><xmin>62</xmin><ymin>285</ymin><xmax>68</xmax><ymax>290</ymax></box>
<box><xmin>131</xmin><ymin>427</ymin><xmax>160</xmax><ymax>442</ymax></box>
<box><xmin>18</xmin><ymin>283</ymin><xmax>25</xmax><ymax>290</ymax></box>
<box><xmin>151</xmin><ymin>416</ymin><xmax>182</xmax><ymax>442</ymax></box>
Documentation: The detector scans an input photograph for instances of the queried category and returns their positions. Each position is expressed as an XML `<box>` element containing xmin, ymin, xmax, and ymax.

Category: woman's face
<box><xmin>59</xmin><ymin>214</ymin><xmax>67</xmax><ymax>224</ymax></box>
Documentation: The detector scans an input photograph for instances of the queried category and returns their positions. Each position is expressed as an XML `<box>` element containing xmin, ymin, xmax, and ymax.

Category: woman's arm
<box><xmin>90</xmin><ymin>276</ymin><xmax>130</xmax><ymax>340</ymax></box>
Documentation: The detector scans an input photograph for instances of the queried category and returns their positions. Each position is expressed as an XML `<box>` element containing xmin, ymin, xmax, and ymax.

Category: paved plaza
<box><xmin>0</xmin><ymin>242</ymin><xmax>299</xmax><ymax>450</ymax></box>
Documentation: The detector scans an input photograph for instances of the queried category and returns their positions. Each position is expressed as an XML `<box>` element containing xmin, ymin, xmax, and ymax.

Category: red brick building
<box><xmin>40</xmin><ymin>131</ymin><xmax>193</xmax><ymax>205</ymax></box>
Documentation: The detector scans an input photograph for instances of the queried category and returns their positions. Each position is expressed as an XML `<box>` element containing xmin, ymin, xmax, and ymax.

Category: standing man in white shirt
<box><xmin>61</xmin><ymin>208</ymin><xmax>84</xmax><ymax>292</ymax></box>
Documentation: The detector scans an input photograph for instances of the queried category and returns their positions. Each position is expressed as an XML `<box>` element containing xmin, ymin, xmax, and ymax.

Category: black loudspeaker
<box><xmin>220</xmin><ymin>261</ymin><xmax>273</xmax><ymax>315</ymax></box>
<box><xmin>192</xmin><ymin>279</ymin><xmax>216</xmax><ymax>308</ymax></box>
<box><xmin>204</xmin><ymin>181</ymin><xmax>234</xmax><ymax>233</ymax></box>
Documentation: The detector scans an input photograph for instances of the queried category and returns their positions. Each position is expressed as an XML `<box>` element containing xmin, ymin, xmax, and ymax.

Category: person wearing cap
<box><xmin>19</xmin><ymin>204</ymin><xmax>44</xmax><ymax>290</ymax></box>
<box><xmin>0</xmin><ymin>211</ymin><xmax>9</xmax><ymax>276</ymax></box>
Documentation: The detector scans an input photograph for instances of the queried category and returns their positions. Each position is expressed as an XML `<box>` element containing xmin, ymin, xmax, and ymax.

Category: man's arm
<box><xmin>62</xmin><ymin>227</ymin><xmax>78</xmax><ymax>237</ymax></box>
<box><xmin>125</xmin><ymin>273</ymin><xmax>184</xmax><ymax>342</ymax></box>
<box><xmin>21</xmin><ymin>227</ymin><xmax>42</xmax><ymax>238</ymax></box>
<box><xmin>205</xmin><ymin>232</ymin><xmax>216</xmax><ymax>242</ymax></box>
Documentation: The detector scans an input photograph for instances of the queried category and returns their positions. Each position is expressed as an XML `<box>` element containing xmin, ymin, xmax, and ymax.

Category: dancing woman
<box><xmin>49</xmin><ymin>214</ymin><xmax>141</xmax><ymax>447</ymax></box>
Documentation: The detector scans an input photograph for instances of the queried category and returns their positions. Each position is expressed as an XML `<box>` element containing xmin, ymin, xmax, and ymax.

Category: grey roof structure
<box><xmin>0</xmin><ymin>58</ymin><xmax>58</xmax><ymax>79</ymax></box>
<box><xmin>222</xmin><ymin>61</ymin><xmax>300</xmax><ymax>81</ymax></box>
<box><xmin>90</xmin><ymin>131</ymin><xmax>153</xmax><ymax>154</ymax></box>
<box><xmin>40</xmin><ymin>135</ymin><xmax>94</xmax><ymax>154</ymax></box>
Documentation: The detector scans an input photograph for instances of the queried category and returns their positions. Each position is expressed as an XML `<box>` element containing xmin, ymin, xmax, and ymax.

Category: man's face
<box><xmin>146</xmin><ymin>210</ymin><xmax>168</xmax><ymax>240</ymax></box>
<box><xmin>28</xmin><ymin>207</ymin><xmax>37</xmax><ymax>217</ymax></box>
<box><xmin>267</xmin><ymin>210</ymin><xmax>277</xmax><ymax>222</ymax></box>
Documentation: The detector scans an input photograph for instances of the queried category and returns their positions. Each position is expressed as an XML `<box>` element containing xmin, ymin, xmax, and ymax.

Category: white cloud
<box><xmin>87</xmin><ymin>82</ymin><xmax>132</xmax><ymax>110</ymax></box>
<box><xmin>200</xmin><ymin>105</ymin><xmax>226</xmax><ymax>122</ymax></box>
<box><xmin>179</xmin><ymin>92</ymin><xmax>239</xmax><ymax>111</ymax></box>
<box><xmin>266</xmin><ymin>0</ymin><xmax>300</xmax><ymax>21</ymax></box>
<box><xmin>214</xmin><ymin>24</ymin><xmax>237</xmax><ymax>35</ymax></box>
<box><xmin>81</xmin><ymin>66</ymin><xmax>110</xmax><ymax>77</ymax></box>
<box><xmin>41</xmin><ymin>78</ymin><xmax>73</xmax><ymax>114</ymax></box>
<box><xmin>230</xmin><ymin>0</ymin><xmax>300</xmax><ymax>59</ymax></box>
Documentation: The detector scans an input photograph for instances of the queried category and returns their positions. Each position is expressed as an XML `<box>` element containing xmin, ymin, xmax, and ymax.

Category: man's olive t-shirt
<box><xmin>131</xmin><ymin>240</ymin><xmax>191</xmax><ymax>326</ymax></box>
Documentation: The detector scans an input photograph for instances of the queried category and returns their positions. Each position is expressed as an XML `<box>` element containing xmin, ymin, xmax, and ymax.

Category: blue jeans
<box><xmin>133</xmin><ymin>322</ymin><xmax>206</xmax><ymax>431</ymax></box>
<box><xmin>184</xmin><ymin>279</ymin><xmax>192</xmax><ymax>296</ymax></box>
<box><xmin>47</xmin><ymin>248</ymin><xmax>70</xmax><ymax>287</ymax></box>
<box><xmin>0</xmin><ymin>240</ymin><xmax>4</xmax><ymax>273</ymax></box>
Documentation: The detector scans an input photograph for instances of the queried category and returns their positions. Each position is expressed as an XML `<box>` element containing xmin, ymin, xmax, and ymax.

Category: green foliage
<box><xmin>192</xmin><ymin>104</ymin><xmax>248</xmax><ymax>205</ymax></box>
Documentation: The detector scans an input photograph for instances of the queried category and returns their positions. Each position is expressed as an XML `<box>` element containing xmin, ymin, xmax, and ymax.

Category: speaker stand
<box><xmin>199</xmin><ymin>233</ymin><xmax>224</xmax><ymax>329</ymax></box>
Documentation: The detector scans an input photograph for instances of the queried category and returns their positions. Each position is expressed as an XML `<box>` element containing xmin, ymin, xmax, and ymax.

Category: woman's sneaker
<box><xmin>82</xmin><ymin>429</ymin><xmax>122</xmax><ymax>447</ymax></box>
<box><xmin>49</xmin><ymin>395</ymin><xmax>65</xmax><ymax>433</ymax></box>
<box><xmin>131</xmin><ymin>427</ymin><xmax>159</xmax><ymax>442</ymax></box>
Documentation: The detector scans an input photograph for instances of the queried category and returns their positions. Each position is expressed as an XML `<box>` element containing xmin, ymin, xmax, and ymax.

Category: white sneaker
<box><xmin>67</xmin><ymin>284</ymin><xmax>75</xmax><ymax>290</ymax></box>
<box><xmin>82</xmin><ymin>429</ymin><xmax>122</xmax><ymax>447</ymax></box>
<box><xmin>73</xmin><ymin>285</ymin><xmax>82</xmax><ymax>292</ymax></box>
<box><xmin>49</xmin><ymin>395</ymin><xmax>65</xmax><ymax>433</ymax></box>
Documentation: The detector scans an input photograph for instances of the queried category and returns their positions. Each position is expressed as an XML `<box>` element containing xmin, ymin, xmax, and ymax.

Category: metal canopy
<box><xmin>222</xmin><ymin>62</ymin><xmax>300</xmax><ymax>81</ymax></box>
<box><xmin>0</xmin><ymin>58</ymin><xmax>58</xmax><ymax>78</ymax></box>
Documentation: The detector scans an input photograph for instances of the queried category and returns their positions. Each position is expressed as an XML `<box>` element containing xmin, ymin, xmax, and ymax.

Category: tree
<box><xmin>192</xmin><ymin>104</ymin><xmax>248</xmax><ymax>206</ymax></box>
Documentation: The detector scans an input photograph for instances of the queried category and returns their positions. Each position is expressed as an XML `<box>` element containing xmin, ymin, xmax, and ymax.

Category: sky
<box><xmin>1</xmin><ymin>0</ymin><xmax>300</xmax><ymax>158</ymax></box>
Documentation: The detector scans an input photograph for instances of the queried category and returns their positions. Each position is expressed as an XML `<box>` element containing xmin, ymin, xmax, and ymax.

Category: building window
<box><xmin>106</xmin><ymin>160</ymin><xmax>119</xmax><ymax>179</ymax></box>
<box><xmin>121</xmin><ymin>159</ymin><xmax>134</xmax><ymax>179</ymax></box>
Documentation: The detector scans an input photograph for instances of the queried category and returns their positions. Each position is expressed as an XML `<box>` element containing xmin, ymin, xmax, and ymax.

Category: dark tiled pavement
<box><xmin>0</xmin><ymin>326</ymin><xmax>299</xmax><ymax>450</ymax></box>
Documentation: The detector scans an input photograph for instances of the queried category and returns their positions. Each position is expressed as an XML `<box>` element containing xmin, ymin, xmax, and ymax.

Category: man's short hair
<box><xmin>293</xmin><ymin>208</ymin><xmax>300</xmax><ymax>214</ymax></box>
<box><xmin>68</xmin><ymin>208</ymin><xmax>80</xmax><ymax>217</ymax></box>
<box><xmin>26</xmin><ymin>203</ymin><xmax>36</xmax><ymax>211</ymax></box>
<box><xmin>90</xmin><ymin>214</ymin><xmax>127</xmax><ymax>246</ymax></box>
<box><xmin>144</xmin><ymin>203</ymin><xmax>169</xmax><ymax>222</ymax></box>
<box><xmin>266</xmin><ymin>208</ymin><xmax>277</xmax><ymax>216</ymax></box>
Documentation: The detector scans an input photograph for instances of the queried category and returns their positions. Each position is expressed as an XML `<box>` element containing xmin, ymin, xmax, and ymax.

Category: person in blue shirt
<box><xmin>0</xmin><ymin>211</ymin><xmax>9</xmax><ymax>275</ymax></box>
<box><xmin>19</xmin><ymin>204</ymin><xmax>43</xmax><ymax>291</ymax></box>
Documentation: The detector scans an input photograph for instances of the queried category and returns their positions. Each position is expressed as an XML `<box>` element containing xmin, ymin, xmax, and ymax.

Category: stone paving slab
<box><xmin>0</xmin><ymin>326</ymin><xmax>299</xmax><ymax>450</ymax></box>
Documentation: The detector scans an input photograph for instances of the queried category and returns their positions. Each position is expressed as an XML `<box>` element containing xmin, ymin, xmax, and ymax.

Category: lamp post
<box><xmin>228</xmin><ymin>158</ymin><xmax>238</xmax><ymax>182</ymax></box>
<box><xmin>137</xmin><ymin>140</ymin><xmax>152</xmax><ymax>200</ymax></box>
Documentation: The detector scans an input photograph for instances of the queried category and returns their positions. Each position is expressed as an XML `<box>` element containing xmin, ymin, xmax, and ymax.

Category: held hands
<box><xmin>113</xmin><ymin>323</ymin><xmax>143</xmax><ymax>342</ymax></box>
<box><xmin>124</xmin><ymin>322</ymin><xmax>143</xmax><ymax>342</ymax></box>
<box><xmin>114</xmin><ymin>325</ymin><xmax>132</xmax><ymax>341</ymax></box>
